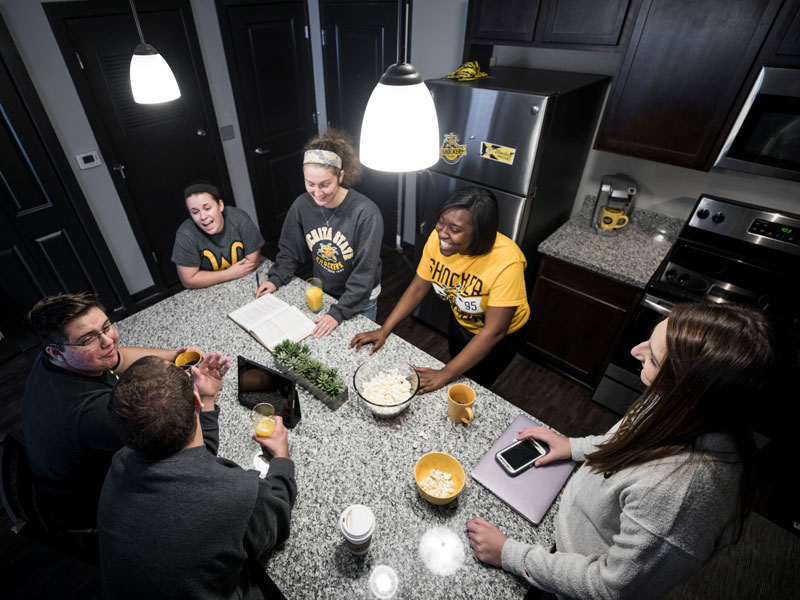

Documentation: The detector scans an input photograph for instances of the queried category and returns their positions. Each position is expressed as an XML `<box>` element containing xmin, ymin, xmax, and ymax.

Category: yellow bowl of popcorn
<box><xmin>414</xmin><ymin>452</ymin><xmax>465</xmax><ymax>505</ymax></box>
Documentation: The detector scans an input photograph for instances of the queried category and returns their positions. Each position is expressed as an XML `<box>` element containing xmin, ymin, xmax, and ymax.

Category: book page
<box><xmin>228</xmin><ymin>294</ymin><xmax>289</xmax><ymax>330</ymax></box>
<box><xmin>249</xmin><ymin>306</ymin><xmax>315</xmax><ymax>350</ymax></box>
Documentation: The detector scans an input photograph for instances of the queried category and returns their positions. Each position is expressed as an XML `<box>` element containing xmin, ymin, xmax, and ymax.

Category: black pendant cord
<box><xmin>129</xmin><ymin>0</ymin><xmax>146</xmax><ymax>45</ymax></box>
<box><xmin>396</xmin><ymin>0</ymin><xmax>409</xmax><ymax>66</ymax></box>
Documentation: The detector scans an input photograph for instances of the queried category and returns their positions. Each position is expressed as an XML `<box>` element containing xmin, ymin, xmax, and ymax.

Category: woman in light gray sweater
<box><xmin>467</xmin><ymin>303</ymin><xmax>793</xmax><ymax>599</ymax></box>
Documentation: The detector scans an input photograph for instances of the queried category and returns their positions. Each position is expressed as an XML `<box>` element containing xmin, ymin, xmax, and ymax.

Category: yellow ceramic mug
<box><xmin>175</xmin><ymin>350</ymin><xmax>202</xmax><ymax>368</ymax></box>
<box><xmin>599</xmin><ymin>207</ymin><xmax>629</xmax><ymax>231</ymax></box>
<box><xmin>447</xmin><ymin>384</ymin><xmax>475</xmax><ymax>424</ymax></box>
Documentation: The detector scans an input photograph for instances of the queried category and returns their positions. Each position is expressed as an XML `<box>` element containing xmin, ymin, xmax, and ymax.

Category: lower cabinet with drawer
<box><xmin>525</xmin><ymin>256</ymin><xmax>641</xmax><ymax>386</ymax></box>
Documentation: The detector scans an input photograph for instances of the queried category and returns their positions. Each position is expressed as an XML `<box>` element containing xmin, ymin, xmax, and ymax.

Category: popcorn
<box><xmin>361</xmin><ymin>369</ymin><xmax>412</xmax><ymax>414</ymax></box>
<box><xmin>419</xmin><ymin>468</ymin><xmax>455</xmax><ymax>498</ymax></box>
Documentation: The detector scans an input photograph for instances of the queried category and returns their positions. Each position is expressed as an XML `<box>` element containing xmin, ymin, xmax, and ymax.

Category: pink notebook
<box><xmin>471</xmin><ymin>414</ymin><xmax>575</xmax><ymax>525</ymax></box>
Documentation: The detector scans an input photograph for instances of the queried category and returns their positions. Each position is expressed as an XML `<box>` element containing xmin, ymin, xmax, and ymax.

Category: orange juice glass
<box><xmin>305</xmin><ymin>277</ymin><xmax>323</xmax><ymax>312</ymax></box>
<box><xmin>251</xmin><ymin>403</ymin><xmax>276</xmax><ymax>438</ymax></box>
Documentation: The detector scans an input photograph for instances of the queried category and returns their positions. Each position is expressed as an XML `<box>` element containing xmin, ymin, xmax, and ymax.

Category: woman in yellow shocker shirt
<box><xmin>350</xmin><ymin>187</ymin><xmax>529</xmax><ymax>393</ymax></box>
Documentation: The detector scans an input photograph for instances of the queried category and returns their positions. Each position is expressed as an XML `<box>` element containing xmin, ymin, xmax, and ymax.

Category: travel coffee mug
<box><xmin>340</xmin><ymin>504</ymin><xmax>375</xmax><ymax>555</ymax></box>
<box><xmin>447</xmin><ymin>384</ymin><xmax>475</xmax><ymax>424</ymax></box>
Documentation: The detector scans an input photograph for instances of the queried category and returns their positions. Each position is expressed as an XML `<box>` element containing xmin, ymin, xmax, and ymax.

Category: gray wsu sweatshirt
<box><xmin>268</xmin><ymin>188</ymin><xmax>383</xmax><ymax>322</ymax></box>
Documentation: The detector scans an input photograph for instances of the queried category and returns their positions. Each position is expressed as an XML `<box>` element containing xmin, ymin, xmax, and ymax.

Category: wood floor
<box><xmin>4</xmin><ymin>247</ymin><xmax>795</xmax><ymax>598</ymax></box>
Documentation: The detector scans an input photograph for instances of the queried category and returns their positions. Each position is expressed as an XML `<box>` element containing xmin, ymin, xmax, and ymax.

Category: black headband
<box><xmin>183</xmin><ymin>183</ymin><xmax>219</xmax><ymax>199</ymax></box>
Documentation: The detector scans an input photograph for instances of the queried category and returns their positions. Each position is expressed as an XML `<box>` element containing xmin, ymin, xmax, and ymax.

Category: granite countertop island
<box><xmin>539</xmin><ymin>196</ymin><xmax>685</xmax><ymax>288</ymax></box>
<box><xmin>115</xmin><ymin>265</ymin><xmax>565</xmax><ymax>599</ymax></box>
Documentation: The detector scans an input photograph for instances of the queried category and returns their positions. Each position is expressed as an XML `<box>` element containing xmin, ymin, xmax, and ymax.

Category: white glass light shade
<box><xmin>360</xmin><ymin>80</ymin><xmax>439</xmax><ymax>172</ymax></box>
<box><xmin>130</xmin><ymin>46</ymin><xmax>181</xmax><ymax>104</ymax></box>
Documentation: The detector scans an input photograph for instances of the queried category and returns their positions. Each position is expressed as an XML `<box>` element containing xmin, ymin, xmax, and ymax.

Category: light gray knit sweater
<box><xmin>501</xmin><ymin>426</ymin><xmax>742</xmax><ymax>599</ymax></box>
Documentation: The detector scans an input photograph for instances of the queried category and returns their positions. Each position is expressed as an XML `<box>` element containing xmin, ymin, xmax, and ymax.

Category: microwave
<box><xmin>714</xmin><ymin>66</ymin><xmax>800</xmax><ymax>182</ymax></box>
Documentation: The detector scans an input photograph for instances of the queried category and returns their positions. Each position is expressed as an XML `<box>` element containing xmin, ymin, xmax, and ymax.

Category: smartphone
<box><xmin>237</xmin><ymin>356</ymin><xmax>301</xmax><ymax>428</ymax></box>
<box><xmin>496</xmin><ymin>438</ymin><xmax>548</xmax><ymax>477</ymax></box>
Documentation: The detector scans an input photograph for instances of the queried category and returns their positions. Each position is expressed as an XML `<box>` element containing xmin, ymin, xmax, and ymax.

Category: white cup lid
<box><xmin>340</xmin><ymin>504</ymin><xmax>375</xmax><ymax>538</ymax></box>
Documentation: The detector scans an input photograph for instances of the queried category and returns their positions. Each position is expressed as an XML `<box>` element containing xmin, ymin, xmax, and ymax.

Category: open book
<box><xmin>228</xmin><ymin>294</ymin><xmax>315</xmax><ymax>351</ymax></box>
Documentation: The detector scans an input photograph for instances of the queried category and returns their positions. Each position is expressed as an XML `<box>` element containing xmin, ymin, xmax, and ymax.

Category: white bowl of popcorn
<box><xmin>353</xmin><ymin>359</ymin><xmax>419</xmax><ymax>417</ymax></box>
<box><xmin>414</xmin><ymin>452</ymin><xmax>465</xmax><ymax>505</ymax></box>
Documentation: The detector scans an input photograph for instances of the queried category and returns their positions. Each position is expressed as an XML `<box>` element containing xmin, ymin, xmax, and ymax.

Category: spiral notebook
<box><xmin>471</xmin><ymin>414</ymin><xmax>576</xmax><ymax>525</ymax></box>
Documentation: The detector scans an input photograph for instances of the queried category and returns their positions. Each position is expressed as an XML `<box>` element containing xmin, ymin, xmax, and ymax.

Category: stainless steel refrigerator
<box><xmin>414</xmin><ymin>67</ymin><xmax>609</xmax><ymax>332</ymax></box>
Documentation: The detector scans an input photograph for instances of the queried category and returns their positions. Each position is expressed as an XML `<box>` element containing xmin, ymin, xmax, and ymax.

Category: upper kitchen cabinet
<box><xmin>757</xmin><ymin>0</ymin><xmax>800</xmax><ymax>62</ymax></box>
<box><xmin>464</xmin><ymin>0</ymin><xmax>640</xmax><ymax>61</ymax></box>
<box><xmin>595</xmin><ymin>0</ymin><xmax>786</xmax><ymax>171</ymax></box>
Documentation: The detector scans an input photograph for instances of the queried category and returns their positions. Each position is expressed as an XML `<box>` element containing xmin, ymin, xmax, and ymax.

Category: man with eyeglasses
<box><xmin>22</xmin><ymin>291</ymin><xmax>205</xmax><ymax>539</ymax></box>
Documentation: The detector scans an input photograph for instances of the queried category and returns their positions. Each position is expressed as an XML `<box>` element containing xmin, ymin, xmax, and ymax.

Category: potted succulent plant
<box><xmin>273</xmin><ymin>340</ymin><xmax>348</xmax><ymax>409</ymax></box>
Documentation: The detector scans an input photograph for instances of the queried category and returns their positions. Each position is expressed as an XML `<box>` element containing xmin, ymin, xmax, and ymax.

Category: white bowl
<box><xmin>353</xmin><ymin>359</ymin><xmax>419</xmax><ymax>417</ymax></box>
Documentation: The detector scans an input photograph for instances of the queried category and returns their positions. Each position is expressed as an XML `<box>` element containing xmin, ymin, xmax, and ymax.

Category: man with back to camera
<box><xmin>22</xmin><ymin>291</ymin><xmax>206</xmax><ymax>534</ymax></box>
<box><xmin>98</xmin><ymin>355</ymin><xmax>296</xmax><ymax>599</ymax></box>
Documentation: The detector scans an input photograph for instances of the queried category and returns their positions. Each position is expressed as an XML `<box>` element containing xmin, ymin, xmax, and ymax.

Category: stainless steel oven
<box><xmin>594</xmin><ymin>194</ymin><xmax>800</xmax><ymax>415</ymax></box>
<box><xmin>714</xmin><ymin>66</ymin><xmax>800</xmax><ymax>182</ymax></box>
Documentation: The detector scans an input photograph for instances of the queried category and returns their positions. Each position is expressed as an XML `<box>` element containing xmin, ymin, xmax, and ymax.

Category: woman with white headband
<box><xmin>255</xmin><ymin>129</ymin><xmax>383</xmax><ymax>338</ymax></box>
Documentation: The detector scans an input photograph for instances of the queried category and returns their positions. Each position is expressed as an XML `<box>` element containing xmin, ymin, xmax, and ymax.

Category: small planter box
<box><xmin>275</xmin><ymin>361</ymin><xmax>348</xmax><ymax>411</ymax></box>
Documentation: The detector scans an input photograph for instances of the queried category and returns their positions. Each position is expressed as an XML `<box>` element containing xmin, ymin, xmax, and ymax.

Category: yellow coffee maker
<box><xmin>592</xmin><ymin>174</ymin><xmax>637</xmax><ymax>236</ymax></box>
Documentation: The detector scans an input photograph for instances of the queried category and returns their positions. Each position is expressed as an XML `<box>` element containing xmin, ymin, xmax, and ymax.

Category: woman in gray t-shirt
<box><xmin>171</xmin><ymin>182</ymin><xmax>264</xmax><ymax>288</ymax></box>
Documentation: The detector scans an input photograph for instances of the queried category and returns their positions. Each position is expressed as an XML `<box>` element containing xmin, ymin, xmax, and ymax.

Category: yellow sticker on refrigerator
<box><xmin>440</xmin><ymin>133</ymin><xmax>467</xmax><ymax>164</ymax></box>
<box><xmin>480</xmin><ymin>142</ymin><xmax>516</xmax><ymax>165</ymax></box>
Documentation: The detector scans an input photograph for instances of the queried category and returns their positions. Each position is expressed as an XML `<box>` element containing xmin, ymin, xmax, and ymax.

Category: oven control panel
<box><xmin>689</xmin><ymin>196</ymin><xmax>800</xmax><ymax>257</ymax></box>
<box><xmin>748</xmin><ymin>219</ymin><xmax>799</xmax><ymax>246</ymax></box>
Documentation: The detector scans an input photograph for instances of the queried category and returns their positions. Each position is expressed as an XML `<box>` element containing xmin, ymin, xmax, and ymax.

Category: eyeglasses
<box><xmin>52</xmin><ymin>321</ymin><xmax>115</xmax><ymax>348</ymax></box>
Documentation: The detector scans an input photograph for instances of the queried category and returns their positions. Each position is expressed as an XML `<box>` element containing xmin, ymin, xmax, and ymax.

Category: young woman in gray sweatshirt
<box><xmin>255</xmin><ymin>130</ymin><xmax>383</xmax><ymax>338</ymax></box>
<box><xmin>467</xmin><ymin>302</ymin><xmax>792</xmax><ymax>599</ymax></box>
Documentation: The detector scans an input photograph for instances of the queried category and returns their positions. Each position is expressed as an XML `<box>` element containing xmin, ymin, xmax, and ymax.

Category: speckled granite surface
<box><xmin>539</xmin><ymin>196</ymin><xmax>684</xmax><ymax>288</ymax></box>
<box><xmin>116</xmin><ymin>265</ymin><xmax>564</xmax><ymax>599</ymax></box>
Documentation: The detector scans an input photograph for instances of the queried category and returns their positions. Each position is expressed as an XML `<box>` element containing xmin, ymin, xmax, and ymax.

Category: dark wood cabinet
<box><xmin>526</xmin><ymin>256</ymin><xmax>641</xmax><ymax>386</ymax></box>
<box><xmin>594</xmin><ymin>0</ymin><xmax>785</xmax><ymax>171</ymax></box>
<box><xmin>536</xmin><ymin>0</ymin><xmax>636</xmax><ymax>47</ymax></box>
<box><xmin>464</xmin><ymin>0</ymin><xmax>638</xmax><ymax>61</ymax></box>
<box><xmin>471</xmin><ymin>0</ymin><xmax>540</xmax><ymax>43</ymax></box>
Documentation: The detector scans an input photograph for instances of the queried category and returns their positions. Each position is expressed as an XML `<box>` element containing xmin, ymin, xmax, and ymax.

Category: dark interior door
<box><xmin>0</xmin><ymin>15</ymin><xmax>129</xmax><ymax>360</ymax></box>
<box><xmin>216</xmin><ymin>0</ymin><xmax>317</xmax><ymax>242</ymax></box>
<box><xmin>45</xmin><ymin>0</ymin><xmax>233</xmax><ymax>291</ymax></box>
<box><xmin>319</xmin><ymin>0</ymin><xmax>398</xmax><ymax>247</ymax></box>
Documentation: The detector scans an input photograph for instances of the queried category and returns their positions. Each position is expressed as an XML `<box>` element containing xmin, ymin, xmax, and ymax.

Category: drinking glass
<box><xmin>305</xmin><ymin>277</ymin><xmax>323</xmax><ymax>313</ymax></box>
<box><xmin>251</xmin><ymin>402</ymin><xmax>276</xmax><ymax>438</ymax></box>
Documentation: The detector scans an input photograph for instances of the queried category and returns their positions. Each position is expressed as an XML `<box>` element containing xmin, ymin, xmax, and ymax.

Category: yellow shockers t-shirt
<box><xmin>417</xmin><ymin>230</ymin><xmax>530</xmax><ymax>335</ymax></box>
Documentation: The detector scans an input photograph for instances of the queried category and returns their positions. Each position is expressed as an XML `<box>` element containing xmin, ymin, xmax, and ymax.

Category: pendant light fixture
<box><xmin>360</xmin><ymin>0</ymin><xmax>439</xmax><ymax>172</ymax></box>
<box><xmin>128</xmin><ymin>0</ymin><xmax>181</xmax><ymax>104</ymax></box>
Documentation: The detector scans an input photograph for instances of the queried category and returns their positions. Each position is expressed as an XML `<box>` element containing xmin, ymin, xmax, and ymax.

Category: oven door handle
<box><xmin>642</xmin><ymin>294</ymin><xmax>674</xmax><ymax>316</ymax></box>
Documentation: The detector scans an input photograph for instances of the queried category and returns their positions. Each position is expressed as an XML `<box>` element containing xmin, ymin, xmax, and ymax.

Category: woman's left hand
<box><xmin>466</xmin><ymin>517</ymin><xmax>507</xmax><ymax>567</ymax></box>
<box><xmin>312</xmin><ymin>314</ymin><xmax>339</xmax><ymax>338</ymax></box>
<box><xmin>415</xmin><ymin>367</ymin><xmax>451</xmax><ymax>394</ymax></box>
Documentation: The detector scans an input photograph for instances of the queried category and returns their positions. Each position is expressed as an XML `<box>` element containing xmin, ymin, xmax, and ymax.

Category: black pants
<box><xmin>447</xmin><ymin>315</ymin><xmax>526</xmax><ymax>388</ymax></box>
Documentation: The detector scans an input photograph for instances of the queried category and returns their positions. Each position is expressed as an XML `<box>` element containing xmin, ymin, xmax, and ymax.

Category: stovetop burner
<box><xmin>673</xmin><ymin>247</ymin><xmax>726</xmax><ymax>275</ymax></box>
<box><xmin>646</xmin><ymin>194</ymin><xmax>800</xmax><ymax>336</ymax></box>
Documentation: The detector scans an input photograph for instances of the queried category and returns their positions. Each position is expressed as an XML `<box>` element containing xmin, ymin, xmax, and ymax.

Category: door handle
<box><xmin>112</xmin><ymin>164</ymin><xmax>126</xmax><ymax>180</ymax></box>
<box><xmin>254</xmin><ymin>147</ymin><xmax>271</xmax><ymax>156</ymax></box>
<box><xmin>196</xmin><ymin>128</ymin><xmax>207</xmax><ymax>137</ymax></box>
